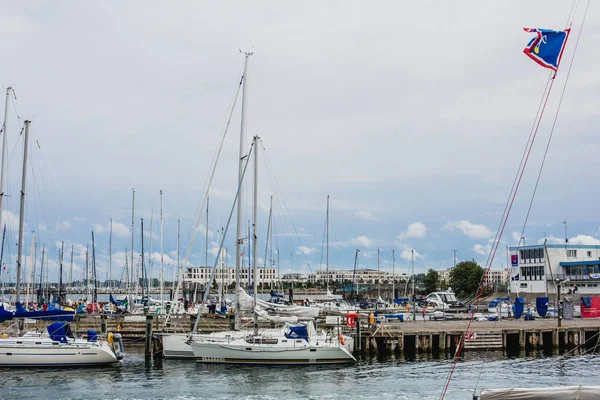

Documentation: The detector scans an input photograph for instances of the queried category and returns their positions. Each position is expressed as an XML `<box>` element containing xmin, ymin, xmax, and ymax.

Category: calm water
<box><xmin>1</xmin><ymin>350</ymin><xmax>598</xmax><ymax>400</ymax></box>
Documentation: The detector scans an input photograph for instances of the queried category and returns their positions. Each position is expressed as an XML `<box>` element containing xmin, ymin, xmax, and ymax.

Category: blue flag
<box><xmin>523</xmin><ymin>28</ymin><xmax>570</xmax><ymax>71</ymax></box>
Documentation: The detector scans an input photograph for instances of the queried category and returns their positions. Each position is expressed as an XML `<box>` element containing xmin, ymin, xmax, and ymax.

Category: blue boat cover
<box><xmin>536</xmin><ymin>297</ymin><xmax>549</xmax><ymax>317</ymax></box>
<box><xmin>270</xmin><ymin>290</ymin><xmax>284</xmax><ymax>298</ymax></box>
<box><xmin>14</xmin><ymin>302</ymin><xmax>75</xmax><ymax>321</ymax></box>
<box><xmin>47</xmin><ymin>322</ymin><xmax>74</xmax><ymax>343</ymax></box>
<box><xmin>0</xmin><ymin>305</ymin><xmax>13</xmax><ymax>323</ymax></box>
<box><xmin>582</xmin><ymin>296</ymin><xmax>592</xmax><ymax>308</ymax></box>
<box><xmin>87</xmin><ymin>329</ymin><xmax>98</xmax><ymax>342</ymax></box>
<box><xmin>285</xmin><ymin>325</ymin><xmax>309</xmax><ymax>341</ymax></box>
<box><xmin>514</xmin><ymin>297</ymin><xmax>525</xmax><ymax>319</ymax></box>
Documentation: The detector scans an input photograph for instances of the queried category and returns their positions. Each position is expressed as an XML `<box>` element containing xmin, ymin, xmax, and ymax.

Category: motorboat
<box><xmin>425</xmin><ymin>290</ymin><xmax>466</xmax><ymax>312</ymax></box>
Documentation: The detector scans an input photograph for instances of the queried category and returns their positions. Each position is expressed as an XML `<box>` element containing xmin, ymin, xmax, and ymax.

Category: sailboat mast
<box><xmin>160</xmin><ymin>190</ymin><xmax>164</xmax><ymax>313</ymax></box>
<box><xmin>86</xmin><ymin>243</ymin><xmax>90</xmax><ymax>300</ymax></box>
<box><xmin>140</xmin><ymin>218</ymin><xmax>145</xmax><ymax>309</ymax></box>
<box><xmin>392</xmin><ymin>249</ymin><xmax>395</xmax><ymax>302</ymax></box>
<box><xmin>38</xmin><ymin>245</ymin><xmax>45</xmax><ymax>304</ymax></box>
<box><xmin>148</xmin><ymin>210</ymin><xmax>154</xmax><ymax>292</ymax></box>
<box><xmin>0</xmin><ymin>87</ymin><xmax>12</xmax><ymax>239</ymax></box>
<box><xmin>109</xmin><ymin>218</ymin><xmax>112</xmax><ymax>289</ymax></box>
<box><xmin>177</xmin><ymin>219</ymin><xmax>181</xmax><ymax>301</ymax></box>
<box><xmin>206</xmin><ymin>197</ymin><xmax>209</xmax><ymax>270</ymax></box>
<box><xmin>69</xmin><ymin>245</ymin><xmax>74</xmax><ymax>292</ymax></box>
<box><xmin>252</xmin><ymin>136</ymin><xmax>259</xmax><ymax>334</ymax></box>
<box><xmin>15</xmin><ymin>120</ymin><xmax>31</xmax><ymax>302</ymax></box>
<box><xmin>236</xmin><ymin>52</ymin><xmax>252</xmax><ymax>330</ymax></box>
<box><xmin>326</xmin><ymin>195</ymin><xmax>329</xmax><ymax>292</ymax></box>
<box><xmin>411</xmin><ymin>249</ymin><xmax>415</xmax><ymax>300</ymax></box>
<box><xmin>59</xmin><ymin>241</ymin><xmax>64</xmax><ymax>303</ymax></box>
<box><xmin>130</xmin><ymin>189</ymin><xmax>135</xmax><ymax>304</ymax></box>
<box><xmin>92</xmin><ymin>231</ymin><xmax>97</xmax><ymax>304</ymax></box>
<box><xmin>26</xmin><ymin>231</ymin><xmax>35</xmax><ymax>306</ymax></box>
<box><xmin>377</xmin><ymin>248</ymin><xmax>380</xmax><ymax>299</ymax></box>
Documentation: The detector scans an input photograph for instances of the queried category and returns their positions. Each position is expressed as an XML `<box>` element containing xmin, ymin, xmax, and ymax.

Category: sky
<box><xmin>0</xmin><ymin>1</ymin><xmax>599</xmax><ymax>284</ymax></box>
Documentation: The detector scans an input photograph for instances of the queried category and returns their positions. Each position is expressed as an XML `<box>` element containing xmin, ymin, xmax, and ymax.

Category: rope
<box><xmin>440</xmin><ymin>19</ymin><xmax>578</xmax><ymax>400</ymax></box>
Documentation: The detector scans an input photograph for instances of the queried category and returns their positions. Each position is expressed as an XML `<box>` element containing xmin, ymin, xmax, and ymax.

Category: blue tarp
<box><xmin>14</xmin><ymin>302</ymin><xmax>75</xmax><ymax>321</ymax></box>
<box><xmin>536</xmin><ymin>297</ymin><xmax>549</xmax><ymax>317</ymax></box>
<box><xmin>110</xmin><ymin>294</ymin><xmax>128</xmax><ymax>307</ymax></box>
<box><xmin>270</xmin><ymin>290</ymin><xmax>284</xmax><ymax>298</ymax></box>
<box><xmin>514</xmin><ymin>297</ymin><xmax>525</xmax><ymax>319</ymax></box>
<box><xmin>47</xmin><ymin>322</ymin><xmax>74</xmax><ymax>343</ymax></box>
<box><xmin>0</xmin><ymin>305</ymin><xmax>13</xmax><ymax>323</ymax></box>
<box><xmin>285</xmin><ymin>325</ymin><xmax>309</xmax><ymax>341</ymax></box>
<box><xmin>582</xmin><ymin>296</ymin><xmax>592</xmax><ymax>308</ymax></box>
<box><xmin>87</xmin><ymin>329</ymin><xmax>98</xmax><ymax>342</ymax></box>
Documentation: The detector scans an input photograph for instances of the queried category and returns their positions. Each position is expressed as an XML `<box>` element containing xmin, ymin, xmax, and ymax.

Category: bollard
<box><xmin>145</xmin><ymin>315</ymin><xmax>153</xmax><ymax>361</ymax></box>
<box><xmin>355</xmin><ymin>315</ymin><xmax>361</xmax><ymax>353</ymax></box>
<box><xmin>101</xmin><ymin>315</ymin><xmax>107</xmax><ymax>334</ymax></box>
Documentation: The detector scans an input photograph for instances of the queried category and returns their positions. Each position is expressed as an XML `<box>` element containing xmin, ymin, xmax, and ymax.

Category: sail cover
<box><xmin>481</xmin><ymin>386</ymin><xmax>600</xmax><ymax>400</ymax></box>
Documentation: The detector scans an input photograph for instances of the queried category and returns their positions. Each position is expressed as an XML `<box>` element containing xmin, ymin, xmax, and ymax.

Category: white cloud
<box><xmin>512</xmin><ymin>231</ymin><xmax>523</xmax><ymax>243</ymax></box>
<box><xmin>296</xmin><ymin>246</ymin><xmax>316</xmax><ymax>255</ymax></box>
<box><xmin>567</xmin><ymin>235</ymin><xmax>600</xmax><ymax>246</ymax></box>
<box><xmin>399</xmin><ymin>222</ymin><xmax>427</xmax><ymax>239</ymax></box>
<box><xmin>55</xmin><ymin>220</ymin><xmax>72</xmax><ymax>231</ymax></box>
<box><xmin>93</xmin><ymin>221</ymin><xmax>131</xmax><ymax>238</ymax></box>
<box><xmin>445</xmin><ymin>220</ymin><xmax>493</xmax><ymax>239</ymax></box>
<box><xmin>351</xmin><ymin>235</ymin><xmax>372</xmax><ymax>248</ymax></box>
<box><xmin>355</xmin><ymin>210</ymin><xmax>379</xmax><ymax>221</ymax></box>
<box><xmin>400</xmin><ymin>249</ymin><xmax>425</xmax><ymax>261</ymax></box>
<box><xmin>473</xmin><ymin>244</ymin><xmax>492</xmax><ymax>256</ymax></box>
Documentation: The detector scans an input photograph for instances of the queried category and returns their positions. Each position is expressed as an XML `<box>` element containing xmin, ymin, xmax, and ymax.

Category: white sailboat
<box><xmin>0</xmin><ymin>120</ymin><xmax>124</xmax><ymax>367</ymax></box>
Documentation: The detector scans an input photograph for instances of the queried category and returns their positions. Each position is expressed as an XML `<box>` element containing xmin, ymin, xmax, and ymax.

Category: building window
<box><xmin>520</xmin><ymin>283</ymin><xmax>528</xmax><ymax>288</ymax></box>
<box><xmin>567</xmin><ymin>249</ymin><xmax>577</xmax><ymax>258</ymax></box>
<box><xmin>587</xmin><ymin>251</ymin><xmax>592</xmax><ymax>258</ymax></box>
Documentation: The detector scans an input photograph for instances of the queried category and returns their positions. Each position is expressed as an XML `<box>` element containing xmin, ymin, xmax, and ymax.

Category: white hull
<box><xmin>191</xmin><ymin>338</ymin><xmax>355</xmax><ymax>365</ymax></box>
<box><xmin>0</xmin><ymin>337</ymin><xmax>119</xmax><ymax>367</ymax></box>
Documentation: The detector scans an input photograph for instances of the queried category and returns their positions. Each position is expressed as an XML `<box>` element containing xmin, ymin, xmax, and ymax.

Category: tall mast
<box><xmin>15</xmin><ymin>120</ymin><xmax>31</xmax><ymax>302</ymax></box>
<box><xmin>69</xmin><ymin>245</ymin><xmax>74</xmax><ymax>291</ymax></box>
<box><xmin>159</xmin><ymin>190</ymin><xmax>164</xmax><ymax>313</ymax></box>
<box><xmin>252</xmin><ymin>136</ymin><xmax>259</xmax><ymax>334</ymax></box>
<box><xmin>411</xmin><ymin>249</ymin><xmax>415</xmax><ymax>299</ymax></box>
<box><xmin>377</xmin><ymin>248</ymin><xmax>380</xmax><ymax>299</ymax></box>
<box><xmin>148</xmin><ymin>209</ymin><xmax>154</xmax><ymax>292</ymax></box>
<box><xmin>109</xmin><ymin>218</ymin><xmax>112</xmax><ymax>289</ymax></box>
<box><xmin>177</xmin><ymin>218</ymin><xmax>181</xmax><ymax>300</ymax></box>
<box><xmin>26</xmin><ymin>231</ymin><xmax>35</xmax><ymax>306</ymax></box>
<box><xmin>59</xmin><ymin>241</ymin><xmax>64</xmax><ymax>302</ymax></box>
<box><xmin>0</xmin><ymin>87</ymin><xmax>12</xmax><ymax>239</ymax></box>
<box><xmin>140</xmin><ymin>218</ymin><xmax>145</xmax><ymax>309</ymax></box>
<box><xmin>130</xmin><ymin>189</ymin><xmax>135</xmax><ymax>301</ymax></box>
<box><xmin>38</xmin><ymin>245</ymin><xmax>45</xmax><ymax>304</ymax></box>
<box><xmin>92</xmin><ymin>232</ymin><xmax>97</xmax><ymax>304</ymax></box>
<box><xmin>392</xmin><ymin>249</ymin><xmax>395</xmax><ymax>302</ymax></box>
<box><xmin>326</xmin><ymin>195</ymin><xmax>329</xmax><ymax>293</ymax></box>
<box><xmin>236</xmin><ymin>51</ymin><xmax>252</xmax><ymax>330</ymax></box>
<box><xmin>206</xmin><ymin>197</ymin><xmax>209</xmax><ymax>270</ymax></box>
<box><xmin>86</xmin><ymin>243</ymin><xmax>90</xmax><ymax>300</ymax></box>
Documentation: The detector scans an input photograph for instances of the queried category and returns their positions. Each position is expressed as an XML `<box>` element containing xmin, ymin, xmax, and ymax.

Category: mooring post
<box><xmin>145</xmin><ymin>315</ymin><xmax>153</xmax><ymax>361</ymax></box>
<box><xmin>101</xmin><ymin>315</ymin><xmax>107</xmax><ymax>334</ymax></box>
<box><xmin>355</xmin><ymin>315</ymin><xmax>361</xmax><ymax>353</ymax></box>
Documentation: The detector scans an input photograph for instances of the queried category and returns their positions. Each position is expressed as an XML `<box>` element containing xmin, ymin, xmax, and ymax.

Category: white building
<box><xmin>186</xmin><ymin>266</ymin><xmax>278</xmax><ymax>287</ymax></box>
<box><xmin>509</xmin><ymin>244</ymin><xmax>600</xmax><ymax>294</ymax></box>
<box><xmin>437</xmin><ymin>267</ymin><xmax>509</xmax><ymax>288</ymax></box>
<box><xmin>307</xmin><ymin>269</ymin><xmax>409</xmax><ymax>284</ymax></box>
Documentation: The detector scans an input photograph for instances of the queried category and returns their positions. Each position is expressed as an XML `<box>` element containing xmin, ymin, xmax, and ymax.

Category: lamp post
<box><xmin>452</xmin><ymin>250</ymin><xmax>457</xmax><ymax>269</ymax></box>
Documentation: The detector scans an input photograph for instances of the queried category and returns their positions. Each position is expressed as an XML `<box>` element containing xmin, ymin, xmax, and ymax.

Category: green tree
<box><xmin>422</xmin><ymin>269</ymin><xmax>439</xmax><ymax>293</ymax></box>
<box><xmin>450</xmin><ymin>260</ymin><xmax>484</xmax><ymax>298</ymax></box>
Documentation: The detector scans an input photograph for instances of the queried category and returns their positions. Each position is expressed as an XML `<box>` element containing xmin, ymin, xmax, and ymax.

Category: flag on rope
<box><xmin>523</xmin><ymin>28</ymin><xmax>570</xmax><ymax>71</ymax></box>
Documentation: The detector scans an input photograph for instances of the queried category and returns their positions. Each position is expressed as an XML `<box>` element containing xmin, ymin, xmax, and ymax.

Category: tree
<box><xmin>422</xmin><ymin>269</ymin><xmax>439</xmax><ymax>293</ymax></box>
<box><xmin>450</xmin><ymin>260</ymin><xmax>484</xmax><ymax>298</ymax></box>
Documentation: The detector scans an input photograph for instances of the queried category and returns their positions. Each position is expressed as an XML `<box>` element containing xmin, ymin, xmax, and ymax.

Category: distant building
<box><xmin>509</xmin><ymin>244</ymin><xmax>600</xmax><ymax>294</ymax></box>
<box><xmin>186</xmin><ymin>266</ymin><xmax>277</xmax><ymax>287</ymax></box>
<box><xmin>437</xmin><ymin>267</ymin><xmax>509</xmax><ymax>290</ymax></box>
<box><xmin>307</xmin><ymin>269</ymin><xmax>409</xmax><ymax>284</ymax></box>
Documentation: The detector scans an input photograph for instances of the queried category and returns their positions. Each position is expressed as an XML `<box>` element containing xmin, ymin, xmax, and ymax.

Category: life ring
<box><xmin>345</xmin><ymin>313</ymin><xmax>359</xmax><ymax>328</ymax></box>
<box><xmin>339</xmin><ymin>334</ymin><xmax>345</xmax><ymax>345</ymax></box>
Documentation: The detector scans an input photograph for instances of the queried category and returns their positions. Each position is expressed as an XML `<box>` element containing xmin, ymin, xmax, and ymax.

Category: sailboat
<box><xmin>0</xmin><ymin>116</ymin><xmax>124</xmax><ymax>367</ymax></box>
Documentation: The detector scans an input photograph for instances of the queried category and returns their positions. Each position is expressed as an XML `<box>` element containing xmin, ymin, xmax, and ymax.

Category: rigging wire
<box><xmin>440</xmin><ymin>5</ymin><xmax>585</xmax><ymax>398</ymax></box>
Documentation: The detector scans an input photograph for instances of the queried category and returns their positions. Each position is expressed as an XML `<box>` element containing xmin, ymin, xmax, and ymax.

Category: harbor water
<box><xmin>1</xmin><ymin>349</ymin><xmax>598</xmax><ymax>399</ymax></box>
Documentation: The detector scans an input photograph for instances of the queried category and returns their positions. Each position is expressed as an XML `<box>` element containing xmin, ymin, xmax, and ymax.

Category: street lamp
<box><xmin>556</xmin><ymin>278</ymin><xmax>570</xmax><ymax>327</ymax></box>
<box><xmin>453</xmin><ymin>250</ymin><xmax>457</xmax><ymax>269</ymax></box>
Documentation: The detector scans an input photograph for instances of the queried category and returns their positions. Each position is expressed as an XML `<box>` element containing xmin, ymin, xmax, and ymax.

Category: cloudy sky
<box><xmin>0</xmin><ymin>1</ymin><xmax>598</xmax><ymax>284</ymax></box>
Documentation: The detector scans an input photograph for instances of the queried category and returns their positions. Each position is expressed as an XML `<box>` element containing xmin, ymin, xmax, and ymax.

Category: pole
<box><xmin>16</xmin><ymin>120</ymin><xmax>31</xmax><ymax>302</ymax></box>
<box><xmin>235</xmin><ymin>51</ymin><xmax>252</xmax><ymax>330</ymax></box>
<box><xmin>160</xmin><ymin>190</ymin><xmax>164</xmax><ymax>313</ymax></box>
<box><xmin>69</xmin><ymin>245</ymin><xmax>74</xmax><ymax>293</ymax></box>
<box><xmin>453</xmin><ymin>250</ymin><xmax>457</xmax><ymax>269</ymax></box>
<box><xmin>59</xmin><ymin>241</ymin><xmax>64</xmax><ymax>303</ymax></box>
<box><xmin>0</xmin><ymin>87</ymin><xmax>12</xmax><ymax>238</ymax></box>
<box><xmin>377</xmin><ymin>248</ymin><xmax>380</xmax><ymax>300</ymax></box>
<box><xmin>252</xmin><ymin>136</ymin><xmax>259</xmax><ymax>334</ymax></box>
<box><xmin>148</xmin><ymin>210</ymin><xmax>154</xmax><ymax>292</ymax></box>
<box><xmin>109</xmin><ymin>218</ymin><xmax>113</xmax><ymax>289</ymax></box>
<box><xmin>38</xmin><ymin>245</ymin><xmax>44</xmax><ymax>304</ymax></box>
<box><xmin>26</xmin><ymin>231</ymin><xmax>35</xmax><ymax>306</ymax></box>
<box><xmin>177</xmin><ymin>219</ymin><xmax>181</xmax><ymax>301</ymax></box>
<box><xmin>557</xmin><ymin>280</ymin><xmax>562</xmax><ymax>328</ymax></box>
<box><xmin>141</xmin><ymin>218</ymin><xmax>146</xmax><ymax>313</ymax></box>
<box><xmin>412</xmin><ymin>249</ymin><xmax>416</xmax><ymax>322</ymax></box>
<box><xmin>392</xmin><ymin>249</ymin><xmax>395</xmax><ymax>303</ymax></box>
<box><xmin>92</xmin><ymin>232</ymin><xmax>97</xmax><ymax>305</ymax></box>
<box><xmin>130</xmin><ymin>189</ymin><xmax>135</xmax><ymax>306</ymax></box>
